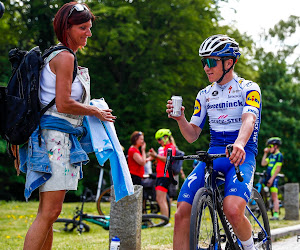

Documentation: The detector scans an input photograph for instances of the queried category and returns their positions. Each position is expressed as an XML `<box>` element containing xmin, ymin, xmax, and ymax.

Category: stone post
<box><xmin>109</xmin><ymin>185</ymin><xmax>143</xmax><ymax>250</ymax></box>
<box><xmin>284</xmin><ymin>183</ymin><xmax>299</xmax><ymax>220</ymax></box>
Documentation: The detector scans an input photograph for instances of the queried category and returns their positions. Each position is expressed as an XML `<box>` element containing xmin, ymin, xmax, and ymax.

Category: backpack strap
<box><xmin>42</xmin><ymin>45</ymin><xmax>78</xmax><ymax>81</ymax></box>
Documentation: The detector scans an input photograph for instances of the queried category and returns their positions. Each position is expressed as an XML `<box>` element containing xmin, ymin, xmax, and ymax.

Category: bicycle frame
<box><xmin>165</xmin><ymin>145</ymin><xmax>271</xmax><ymax>250</ymax></box>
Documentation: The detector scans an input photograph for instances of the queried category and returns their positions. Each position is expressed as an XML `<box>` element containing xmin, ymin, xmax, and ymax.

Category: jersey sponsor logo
<box><xmin>228</xmin><ymin>85</ymin><xmax>233</xmax><ymax>93</ymax></box>
<box><xmin>246</xmin><ymin>90</ymin><xmax>260</xmax><ymax>109</ymax></box>
<box><xmin>207</xmin><ymin>100</ymin><xmax>243</xmax><ymax>110</ymax></box>
<box><xmin>229</xmin><ymin>188</ymin><xmax>237</xmax><ymax>193</ymax></box>
<box><xmin>212</xmin><ymin>90</ymin><xmax>218</xmax><ymax>96</ymax></box>
<box><xmin>210</xmin><ymin>117</ymin><xmax>242</xmax><ymax>124</ymax></box>
<box><xmin>228</xmin><ymin>94</ymin><xmax>241</xmax><ymax>98</ymax></box>
<box><xmin>193</xmin><ymin>99</ymin><xmax>201</xmax><ymax>116</ymax></box>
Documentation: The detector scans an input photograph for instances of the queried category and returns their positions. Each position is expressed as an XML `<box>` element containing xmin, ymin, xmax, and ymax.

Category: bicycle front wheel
<box><xmin>53</xmin><ymin>218</ymin><xmax>90</xmax><ymax>233</ymax></box>
<box><xmin>96</xmin><ymin>187</ymin><xmax>112</xmax><ymax>215</ymax></box>
<box><xmin>190</xmin><ymin>188</ymin><xmax>220</xmax><ymax>250</ymax></box>
<box><xmin>246</xmin><ymin>188</ymin><xmax>272</xmax><ymax>250</ymax></box>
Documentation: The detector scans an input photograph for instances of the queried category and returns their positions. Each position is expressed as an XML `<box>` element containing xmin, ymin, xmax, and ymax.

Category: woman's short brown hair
<box><xmin>53</xmin><ymin>2</ymin><xmax>95</xmax><ymax>47</ymax></box>
<box><xmin>130</xmin><ymin>131</ymin><xmax>143</xmax><ymax>145</ymax></box>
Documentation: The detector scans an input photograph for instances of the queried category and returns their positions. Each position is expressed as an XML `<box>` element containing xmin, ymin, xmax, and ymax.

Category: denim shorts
<box><xmin>39</xmin><ymin>129</ymin><xmax>80</xmax><ymax>192</ymax></box>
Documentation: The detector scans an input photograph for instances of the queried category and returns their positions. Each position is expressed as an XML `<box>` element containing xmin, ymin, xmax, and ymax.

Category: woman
<box><xmin>127</xmin><ymin>131</ymin><xmax>149</xmax><ymax>185</ymax></box>
<box><xmin>149</xmin><ymin>128</ymin><xmax>176</xmax><ymax>218</ymax></box>
<box><xmin>21</xmin><ymin>3</ymin><xmax>116</xmax><ymax>249</ymax></box>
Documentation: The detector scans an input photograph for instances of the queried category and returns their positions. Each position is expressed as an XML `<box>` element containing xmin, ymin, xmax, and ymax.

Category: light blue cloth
<box><xmin>85</xmin><ymin>98</ymin><xmax>134</xmax><ymax>202</ymax></box>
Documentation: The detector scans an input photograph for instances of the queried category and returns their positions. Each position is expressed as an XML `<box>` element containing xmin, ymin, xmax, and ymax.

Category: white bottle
<box><xmin>110</xmin><ymin>236</ymin><xmax>120</xmax><ymax>250</ymax></box>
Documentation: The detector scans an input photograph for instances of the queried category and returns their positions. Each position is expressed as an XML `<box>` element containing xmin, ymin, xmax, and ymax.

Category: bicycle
<box><xmin>254</xmin><ymin>170</ymin><xmax>284</xmax><ymax>216</ymax></box>
<box><xmin>96</xmin><ymin>173</ymin><xmax>171</xmax><ymax>218</ymax></box>
<box><xmin>165</xmin><ymin>145</ymin><xmax>271</xmax><ymax>250</ymax></box>
<box><xmin>54</xmin><ymin>187</ymin><xmax>169</xmax><ymax>234</ymax></box>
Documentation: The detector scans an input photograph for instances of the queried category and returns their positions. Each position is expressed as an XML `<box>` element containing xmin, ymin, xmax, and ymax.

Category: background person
<box><xmin>166</xmin><ymin>34</ymin><xmax>261</xmax><ymax>250</ymax></box>
<box><xmin>21</xmin><ymin>3</ymin><xmax>116</xmax><ymax>250</ymax></box>
<box><xmin>127</xmin><ymin>131</ymin><xmax>150</xmax><ymax>185</ymax></box>
<box><xmin>261</xmin><ymin>137</ymin><xmax>283</xmax><ymax>220</ymax></box>
<box><xmin>149</xmin><ymin>128</ymin><xmax>176</xmax><ymax>219</ymax></box>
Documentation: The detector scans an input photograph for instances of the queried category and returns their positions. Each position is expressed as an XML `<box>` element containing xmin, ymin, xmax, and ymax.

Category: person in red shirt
<box><xmin>149</xmin><ymin>128</ymin><xmax>176</xmax><ymax>218</ymax></box>
<box><xmin>127</xmin><ymin>131</ymin><xmax>148</xmax><ymax>185</ymax></box>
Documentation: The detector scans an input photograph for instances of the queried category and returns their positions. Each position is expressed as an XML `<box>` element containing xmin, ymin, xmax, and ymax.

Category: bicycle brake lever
<box><xmin>164</xmin><ymin>148</ymin><xmax>178</xmax><ymax>185</ymax></box>
<box><xmin>226</xmin><ymin>144</ymin><xmax>244</xmax><ymax>182</ymax></box>
<box><xmin>164</xmin><ymin>148</ymin><xmax>173</xmax><ymax>177</ymax></box>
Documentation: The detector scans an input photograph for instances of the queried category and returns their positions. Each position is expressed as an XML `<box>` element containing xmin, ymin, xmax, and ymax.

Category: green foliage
<box><xmin>0</xmin><ymin>0</ymin><xmax>299</xmax><ymax>200</ymax></box>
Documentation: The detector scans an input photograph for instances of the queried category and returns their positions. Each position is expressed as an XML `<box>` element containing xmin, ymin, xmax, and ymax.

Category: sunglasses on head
<box><xmin>68</xmin><ymin>3</ymin><xmax>89</xmax><ymax>18</ymax></box>
<box><xmin>268</xmin><ymin>144</ymin><xmax>274</xmax><ymax>148</ymax></box>
<box><xmin>201</xmin><ymin>58</ymin><xmax>222</xmax><ymax>68</ymax></box>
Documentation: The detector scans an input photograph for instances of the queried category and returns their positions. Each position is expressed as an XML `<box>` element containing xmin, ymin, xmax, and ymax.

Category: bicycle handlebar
<box><xmin>255</xmin><ymin>171</ymin><xmax>285</xmax><ymax>178</ymax></box>
<box><xmin>164</xmin><ymin>144</ymin><xmax>244</xmax><ymax>183</ymax></box>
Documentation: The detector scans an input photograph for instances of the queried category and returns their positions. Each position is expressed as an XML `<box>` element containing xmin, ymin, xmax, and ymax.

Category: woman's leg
<box><xmin>156</xmin><ymin>189</ymin><xmax>169</xmax><ymax>218</ymax></box>
<box><xmin>23</xmin><ymin>190</ymin><xmax>66</xmax><ymax>250</ymax></box>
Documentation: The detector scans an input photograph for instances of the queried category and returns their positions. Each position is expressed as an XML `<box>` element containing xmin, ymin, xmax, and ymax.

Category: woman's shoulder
<box><xmin>128</xmin><ymin>146</ymin><xmax>139</xmax><ymax>154</ymax></box>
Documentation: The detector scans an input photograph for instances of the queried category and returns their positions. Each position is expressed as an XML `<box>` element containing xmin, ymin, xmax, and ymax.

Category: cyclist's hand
<box><xmin>264</xmin><ymin>147</ymin><xmax>270</xmax><ymax>154</ymax></box>
<box><xmin>149</xmin><ymin>148</ymin><xmax>157</xmax><ymax>158</ymax></box>
<box><xmin>166</xmin><ymin>99</ymin><xmax>185</xmax><ymax>120</ymax></box>
<box><xmin>226</xmin><ymin>143</ymin><xmax>245</xmax><ymax>167</ymax></box>
<box><xmin>267</xmin><ymin>179</ymin><xmax>273</xmax><ymax>187</ymax></box>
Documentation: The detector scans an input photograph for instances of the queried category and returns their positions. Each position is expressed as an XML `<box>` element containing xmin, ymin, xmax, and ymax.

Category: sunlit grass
<box><xmin>0</xmin><ymin>200</ymin><xmax>299</xmax><ymax>249</ymax></box>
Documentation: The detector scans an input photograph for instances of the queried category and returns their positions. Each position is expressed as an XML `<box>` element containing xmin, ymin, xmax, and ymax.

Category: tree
<box><xmin>254</xmin><ymin>16</ymin><xmax>300</xmax><ymax>183</ymax></box>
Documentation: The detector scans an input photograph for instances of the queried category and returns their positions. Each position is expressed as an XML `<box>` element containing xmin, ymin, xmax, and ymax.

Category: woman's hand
<box><xmin>94</xmin><ymin>108</ymin><xmax>116</xmax><ymax>122</ymax></box>
<box><xmin>141</xmin><ymin>142</ymin><xmax>146</xmax><ymax>151</ymax></box>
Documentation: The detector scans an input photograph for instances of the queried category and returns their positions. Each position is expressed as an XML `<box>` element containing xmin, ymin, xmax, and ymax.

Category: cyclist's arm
<box><xmin>230</xmin><ymin>113</ymin><xmax>256</xmax><ymax>166</ymax></box>
<box><xmin>261</xmin><ymin>150</ymin><xmax>269</xmax><ymax>166</ymax></box>
<box><xmin>166</xmin><ymin>100</ymin><xmax>202</xmax><ymax>143</ymax></box>
<box><xmin>177</xmin><ymin>118</ymin><xmax>202</xmax><ymax>143</ymax></box>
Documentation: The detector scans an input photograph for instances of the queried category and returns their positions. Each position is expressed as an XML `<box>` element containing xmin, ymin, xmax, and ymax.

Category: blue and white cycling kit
<box><xmin>178</xmin><ymin>75</ymin><xmax>261</xmax><ymax>204</ymax></box>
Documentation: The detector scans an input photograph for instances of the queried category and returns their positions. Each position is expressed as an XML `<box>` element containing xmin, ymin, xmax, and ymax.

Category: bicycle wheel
<box><xmin>96</xmin><ymin>187</ymin><xmax>112</xmax><ymax>215</ymax></box>
<box><xmin>142</xmin><ymin>214</ymin><xmax>169</xmax><ymax>228</ymax></box>
<box><xmin>190</xmin><ymin>188</ymin><xmax>221</xmax><ymax>250</ymax></box>
<box><xmin>246</xmin><ymin>188</ymin><xmax>272</xmax><ymax>250</ymax></box>
<box><xmin>53</xmin><ymin>218</ymin><xmax>90</xmax><ymax>233</ymax></box>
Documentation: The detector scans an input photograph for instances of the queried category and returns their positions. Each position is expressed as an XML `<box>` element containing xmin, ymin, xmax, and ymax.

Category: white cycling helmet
<box><xmin>199</xmin><ymin>34</ymin><xmax>241</xmax><ymax>59</ymax></box>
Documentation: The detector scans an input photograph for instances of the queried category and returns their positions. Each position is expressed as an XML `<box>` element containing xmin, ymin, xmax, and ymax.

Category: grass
<box><xmin>0</xmin><ymin>200</ymin><xmax>299</xmax><ymax>250</ymax></box>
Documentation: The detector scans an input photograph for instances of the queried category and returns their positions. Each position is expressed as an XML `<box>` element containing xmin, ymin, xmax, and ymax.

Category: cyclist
<box><xmin>149</xmin><ymin>129</ymin><xmax>176</xmax><ymax>218</ymax></box>
<box><xmin>261</xmin><ymin>137</ymin><xmax>283</xmax><ymax>220</ymax></box>
<box><xmin>166</xmin><ymin>34</ymin><xmax>261</xmax><ymax>250</ymax></box>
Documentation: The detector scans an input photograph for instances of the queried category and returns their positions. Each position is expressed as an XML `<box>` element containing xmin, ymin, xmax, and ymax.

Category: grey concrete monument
<box><xmin>284</xmin><ymin>183</ymin><xmax>299</xmax><ymax>220</ymax></box>
<box><xmin>109</xmin><ymin>185</ymin><xmax>143</xmax><ymax>249</ymax></box>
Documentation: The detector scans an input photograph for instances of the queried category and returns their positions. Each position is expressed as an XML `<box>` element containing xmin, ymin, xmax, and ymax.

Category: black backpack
<box><xmin>0</xmin><ymin>45</ymin><xmax>77</xmax><ymax>146</ymax></box>
<box><xmin>172</xmin><ymin>147</ymin><xmax>185</xmax><ymax>175</ymax></box>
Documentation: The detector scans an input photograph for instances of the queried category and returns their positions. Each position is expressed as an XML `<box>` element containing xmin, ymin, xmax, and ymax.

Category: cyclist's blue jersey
<box><xmin>190</xmin><ymin>75</ymin><xmax>261</xmax><ymax>155</ymax></box>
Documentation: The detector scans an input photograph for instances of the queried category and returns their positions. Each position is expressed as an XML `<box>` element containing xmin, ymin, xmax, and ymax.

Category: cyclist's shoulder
<box><xmin>233</xmin><ymin>75</ymin><xmax>260</xmax><ymax>91</ymax></box>
<box><xmin>276</xmin><ymin>151</ymin><xmax>284</xmax><ymax>160</ymax></box>
<box><xmin>197</xmin><ymin>83</ymin><xmax>215</xmax><ymax>97</ymax></box>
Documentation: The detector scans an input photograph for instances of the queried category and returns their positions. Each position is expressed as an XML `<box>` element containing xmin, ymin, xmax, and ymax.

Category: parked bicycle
<box><xmin>254</xmin><ymin>170</ymin><xmax>285</xmax><ymax>216</ymax></box>
<box><xmin>96</xmin><ymin>173</ymin><xmax>171</xmax><ymax>218</ymax></box>
<box><xmin>54</xmin><ymin>187</ymin><xmax>169</xmax><ymax>234</ymax></box>
<box><xmin>165</xmin><ymin>145</ymin><xmax>271</xmax><ymax>250</ymax></box>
